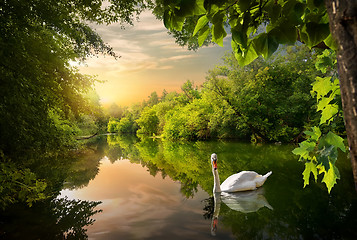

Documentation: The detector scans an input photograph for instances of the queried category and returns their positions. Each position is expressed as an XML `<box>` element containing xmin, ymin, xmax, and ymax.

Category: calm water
<box><xmin>1</xmin><ymin>135</ymin><xmax>357</xmax><ymax>239</ymax></box>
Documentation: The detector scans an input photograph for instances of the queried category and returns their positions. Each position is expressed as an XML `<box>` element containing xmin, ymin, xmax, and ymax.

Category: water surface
<box><xmin>2</xmin><ymin>135</ymin><xmax>357</xmax><ymax>239</ymax></box>
<box><xmin>61</xmin><ymin>135</ymin><xmax>357</xmax><ymax>240</ymax></box>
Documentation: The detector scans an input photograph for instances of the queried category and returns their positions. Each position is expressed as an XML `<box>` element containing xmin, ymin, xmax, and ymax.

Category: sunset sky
<box><xmin>77</xmin><ymin>11</ymin><xmax>231</xmax><ymax>107</ymax></box>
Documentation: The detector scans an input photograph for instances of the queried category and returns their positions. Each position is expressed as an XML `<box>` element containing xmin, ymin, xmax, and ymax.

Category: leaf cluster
<box><xmin>161</xmin><ymin>0</ymin><xmax>336</xmax><ymax>65</ymax></box>
<box><xmin>292</xmin><ymin>49</ymin><xmax>345</xmax><ymax>193</ymax></box>
<box><xmin>292</xmin><ymin>127</ymin><xmax>345</xmax><ymax>193</ymax></box>
<box><xmin>0</xmin><ymin>152</ymin><xmax>47</xmax><ymax>209</ymax></box>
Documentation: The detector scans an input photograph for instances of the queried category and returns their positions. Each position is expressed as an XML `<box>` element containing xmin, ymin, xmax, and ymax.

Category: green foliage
<box><xmin>293</xmin><ymin>127</ymin><xmax>345</xmax><ymax>193</ymax></box>
<box><xmin>0</xmin><ymin>0</ymin><xmax>153</xmax><ymax>208</ymax></box>
<box><xmin>107</xmin><ymin>116</ymin><xmax>138</xmax><ymax>134</ymax></box>
<box><xmin>155</xmin><ymin>0</ymin><xmax>350</xmax><ymax>193</ymax></box>
<box><xmin>0</xmin><ymin>152</ymin><xmax>47</xmax><ymax>209</ymax></box>
<box><xmin>311</xmin><ymin>76</ymin><xmax>340</xmax><ymax>125</ymax></box>
<box><xmin>76</xmin><ymin>115</ymin><xmax>99</xmax><ymax>136</ymax></box>
<box><xmin>203</xmin><ymin>46</ymin><xmax>319</xmax><ymax>142</ymax></box>
<box><xmin>136</xmin><ymin>107</ymin><xmax>160</xmax><ymax>135</ymax></box>
<box><xmin>162</xmin><ymin>98</ymin><xmax>214</xmax><ymax>140</ymax></box>
<box><xmin>292</xmin><ymin>49</ymin><xmax>345</xmax><ymax>193</ymax></box>
<box><xmin>160</xmin><ymin>0</ymin><xmax>336</xmax><ymax>65</ymax></box>
<box><xmin>0</xmin><ymin>0</ymin><xmax>139</xmax><ymax>158</ymax></box>
<box><xmin>119</xmin><ymin>45</ymin><xmax>323</xmax><ymax>143</ymax></box>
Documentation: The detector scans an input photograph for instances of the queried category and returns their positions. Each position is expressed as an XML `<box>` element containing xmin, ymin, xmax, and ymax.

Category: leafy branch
<box><xmin>292</xmin><ymin>50</ymin><xmax>346</xmax><ymax>193</ymax></box>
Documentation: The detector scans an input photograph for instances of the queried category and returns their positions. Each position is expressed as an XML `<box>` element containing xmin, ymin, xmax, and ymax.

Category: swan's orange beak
<box><xmin>213</xmin><ymin>160</ymin><xmax>217</xmax><ymax>170</ymax></box>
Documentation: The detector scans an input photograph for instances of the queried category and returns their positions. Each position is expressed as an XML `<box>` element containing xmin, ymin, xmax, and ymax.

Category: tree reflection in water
<box><xmin>0</xmin><ymin>198</ymin><xmax>102</xmax><ymax>239</ymax></box>
<box><xmin>2</xmin><ymin>134</ymin><xmax>356</xmax><ymax>239</ymax></box>
<box><xmin>0</xmin><ymin>136</ymin><xmax>106</xmax><ymax>239</ymax></box>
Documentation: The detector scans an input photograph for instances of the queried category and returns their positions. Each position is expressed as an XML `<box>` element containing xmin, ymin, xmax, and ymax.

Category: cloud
<box><xmin>79</xmin><ymin>11</ymin><xmax>231</xmax><ymax>106</ymax></box>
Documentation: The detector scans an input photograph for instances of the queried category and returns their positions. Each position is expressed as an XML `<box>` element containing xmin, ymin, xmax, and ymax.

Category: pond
<box><xmin>1</xmin><ymin>135</ymin><xmax>357</xmax><ymax>239</ymax></box>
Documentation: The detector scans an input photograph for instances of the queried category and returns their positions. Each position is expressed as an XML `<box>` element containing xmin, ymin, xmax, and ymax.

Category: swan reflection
<box><xmin>209</xmin><ymin>188</ymin><xmax>273</xmax><ymax>236</ymax></box>
<box><xmin>221</xmin><ymin>188</ymin><xmax>273</xmax><ymax>213</ymax></box>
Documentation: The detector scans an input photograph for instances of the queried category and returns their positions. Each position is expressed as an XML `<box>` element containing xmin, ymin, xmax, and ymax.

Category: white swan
<box><xmin>211</xmin><ymin>153</ymin><xmax>272</xmax><ymax>192</ymax></box>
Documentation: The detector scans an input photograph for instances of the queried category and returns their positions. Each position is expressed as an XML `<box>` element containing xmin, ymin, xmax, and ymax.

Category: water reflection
<box><xmin>221</xmin><ymin>188</ymin><xmax>273</xmax><ymax>213</ymax></box>
<box><xmin>210</xmin><ymin>193</ymin><xmax>221</xmax><ymax>236</ymax></box>
<box><xmin>0</xmin><ymin>137</ymin><xmax>106</xmax><ymax>239</ymax></box>
<box><xmin>101</xmin><ymin>135</ymin><xmax>357</xmax><ymax>239</ymax></box>
<box><xmin>2</xmin><ymin>134</ymin><xmax>357</xmax><ymax>239</ymax></box>
<box><xmin>207</xmin><ymin>189</ymin><xmax>273</xmax><ymax>237</ymax></box>
<box><xmin>0</xmin><ymin>198</ymin><xmax>101</xmax><ymax>239</ymax></box>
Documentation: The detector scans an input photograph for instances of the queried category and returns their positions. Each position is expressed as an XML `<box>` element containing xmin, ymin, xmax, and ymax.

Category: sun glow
<box><xmin>78</xmin><ymin>11</ymin><xmax>231</xmax><ymax>107</ymax></box>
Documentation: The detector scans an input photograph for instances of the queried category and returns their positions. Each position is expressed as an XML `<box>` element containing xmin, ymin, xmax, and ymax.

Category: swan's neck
<box><xmin>212</xmin><ymin>168</ymin><xmax>221</xmax><ymax>193</ymax></box>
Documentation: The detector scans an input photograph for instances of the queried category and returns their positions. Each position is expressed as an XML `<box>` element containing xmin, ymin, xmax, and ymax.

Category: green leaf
<box><xmin>253</xmin><ymin>33</ymin><xmax>279</xmax><ymax>59</ymax></box>
<box><xmin>171</xmin><ymin>12</ymin><xmax>186</xmax><ymax>31</ymax></box>
<box><xmin>320</xmin><ymin>131</ymin><xmax>346</xmax><ymax>152</ymax></box>
<box><xmin>265</xmin><ymin>2</ymin><xmax>282</xmax><ymax>24</ymax></box>
<box><xmin>312</xmin><ymin>76</ymin><xmax>333</xmax><ymax>98</ymax></box>
<box><xmin>211</xmin><ymin>11</ymin><xmax>226</xmax><ymax>47</ymax></box>
<box><xmin>301</xmin><ymin>22</ymin><xmax>330</xmax><ymax>48</ymax></box>
<box><xmin>233</xmin><ymin>41</ymin><xmax>258</xmax><ymax>66</ymax></box>
<box><xmin>317</xmin><ymin>145</ymin><xmax>337</xmax><ymax>171</ymax></box>
<box><xmin>320</xmin><ymin>104</ymin><xmax>338</xmax><ymax>125</ymax></box>
<box><xmin>193</xmin><ymin>15</ymin><xmax>209</xmax><ymax>36</ymax></box>
<box><xmin>268</xmin><ymin>24</ymin><xmax>297</xmax><ymax>45</ymax></box>
<box><xmin>163</xmin><ymin>10</ymin><xmax>185</xmax><ymax>31</ymax></box>
<box><xmin>237</xmin><ymin>0</ymin><xmax>251</xmax><ymax>12</ymax></box>
<box><xmin>212</xmin><ymin>23</ymin><xmax>226</xmax><ymax>47</ymax></box>
<box><xmin>163</xmin><ymin>10</ymin><xmax>172</xmax><ymax>29</ymax></box>
<box><xmin>232</xmin><ymin>27</ymin><xmax>247</xmax><ymax>49</ymax></box>
<box><xmin>321</xmin><ymin>162</ymin><xmax>340</xmax><ymax>193</ymax></box>
<box><xmin>292</xmin><ymin>140</ymin><xmax>316</xmax><ymax>160</ymax></box>
<box><xmin>176</xmin><ymin>0</ymin><xmax>195</xmax><ymax>17</ymax></box>
<box><xmin>282</xmin><ymin>0</ymin><xmax>305</xmax><ymax>25</ymax></box>
<box><xmin>324</xmin><ymin>34</ymin><xmax>338</xmax><ymax>51</ymax></box>
<box><xmin>307</xmin><ymin>0</ymin><xmax>325</xmax><ymax>11</ymax></box>
<box><xmin>304</xmin><ymin>126</ymin><xmax>321</xmax><ymax>141</ymax></box>
<box><xmin>193</xmin><ymin>0</ymin><xmax>206</xmax><ymax>15</ymax></box>
<box><xmin>315</xmin><ymin>55</ymin><xmax>334</xmax><ymax>73</ymax></box>
<box><xmin>198</xmin><ymin>25</ymin><xmax>210</xmax><ymax>46</ymax></box>
<box><xmin>302</xmin><ymin>161</ymin><xmax>318</xmax><ymax>187</ymax></box>
<box><xmin>316</xmin><ymin>95</ymin><xmax>334</xmax><ymax>111</ymax></box>
<box><xmin>206</xmin><ymin>3</ymin><xmax>220</xmax><ymax>19</ymax></box>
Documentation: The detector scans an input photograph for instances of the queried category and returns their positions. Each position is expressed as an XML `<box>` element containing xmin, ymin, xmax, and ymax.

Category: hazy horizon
<box><xmin>77</xmin><ymin>11</ymin><xmax>231</xmax><ymax>107</ymax></box>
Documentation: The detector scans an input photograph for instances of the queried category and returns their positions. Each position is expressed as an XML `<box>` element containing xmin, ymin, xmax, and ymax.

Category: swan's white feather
<box><xmin>220</xmin><ymin>171</ymin><xmax>271</xmax><ymax>192</ymax></box>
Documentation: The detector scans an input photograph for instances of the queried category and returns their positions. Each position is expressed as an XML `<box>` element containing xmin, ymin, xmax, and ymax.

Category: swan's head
<box><xmin>211</xmin><ymin>153</ymin><xmax>218</xmax><ymax>170</ymax></box>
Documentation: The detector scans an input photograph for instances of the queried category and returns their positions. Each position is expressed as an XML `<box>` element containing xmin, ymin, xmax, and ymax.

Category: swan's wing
<box><xmin>221</xmin><ymin>171</ymin><xmax>260</xmax><ymax>192</ymax></box>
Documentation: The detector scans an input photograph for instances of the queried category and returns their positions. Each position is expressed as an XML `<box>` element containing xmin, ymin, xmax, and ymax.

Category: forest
<box><xmin>1</xmin><ymin>0</ymin><xmax>356</xmax><ymax>212</ymax></box>
<box><xmin>108</xmin><ymin>46</ymin><xmax>342</xmax><ymax>143</ymax></box>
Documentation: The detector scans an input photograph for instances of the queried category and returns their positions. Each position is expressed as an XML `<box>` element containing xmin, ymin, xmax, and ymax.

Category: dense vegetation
<box><xmin>1</xmin><ymin>0</ymin><xmax>355</xmax><ymax>209</ymax></box>
<box><xmin>156</xmin><ymin>0</ymin><xmax>357</xmax><ymax>193</ymax></box>
<box><xmin>108</xmin><ymin>45</ymin><xmax>337</xmax><ymax>143</ymax></box>
<box><xmin>0</xmin><ymin>0</ymin><xmax>150</xmax><ymax>209</ymax></box>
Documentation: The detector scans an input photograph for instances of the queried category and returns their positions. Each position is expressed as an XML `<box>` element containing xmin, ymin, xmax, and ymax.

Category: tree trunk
<box><xmin>325</xmin><ymin>0</ymin><xmax>357</xmax><ymax>190</ymax></box>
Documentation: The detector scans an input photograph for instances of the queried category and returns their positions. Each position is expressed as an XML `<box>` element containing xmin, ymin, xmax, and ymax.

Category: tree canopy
<box><xmin>0</xmin><ymin>0</ymin><xmax>151</xmax><ymax>208</ymax></box>
<box><xmin>157</xmin><ymin>0</ymin><xmax>357</xmax><ymax>192</ymax></box>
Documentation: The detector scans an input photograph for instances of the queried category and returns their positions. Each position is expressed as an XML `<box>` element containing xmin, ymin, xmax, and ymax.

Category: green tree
<box><xmin>0</xmin><ymin>0</ymin><xmax>148</xmax><ymax>157</ymax></box>
<box><xmin>159</xmin><ymin>0</ymin><xmax>357</xmax><ymax>191</ymax></box>
<box><xmin>0</xmin><ymin>0</ymin><xmax>151</xmax><ymax>207</ymax></box>
<box><xmin>204</xmin><ymin>46</ymin><xmax>319</xmax><ymax>142</ymax></box>
<box><xmin>180</xmin><ymin>80</ymin><xmax>201</xmax><ymax>103</ymax></box>
<box><xmin>136</xmin><ymin>107</ymin><xmax>160</xmax><ymax>135</ymax></box>
<box><xmin>107</xmin><ymin>103</ymin><xmax>126</xmax><ymax>119</ymax></box>
<box><xmin>147</xmin><ymin>91</ymin><xmax>160</xmax><ymax>107</ymax></box>
<box><xmin>162</xmin><ymin>98</ymin><xmax>214</xmax><ymax>140</ymax></box>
